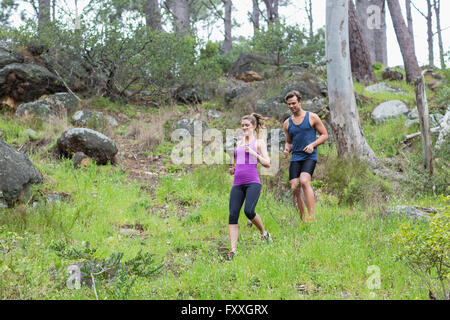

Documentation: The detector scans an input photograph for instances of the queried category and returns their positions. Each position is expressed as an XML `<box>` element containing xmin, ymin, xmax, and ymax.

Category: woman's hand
<box><xmin>229</xmin><ymin>165</ymin><xmax>235</xmax><ymax>175</ymax></box>
<box><xmin>245</xmin><ymin>145</ymin><xmax>258</xmax><ymax>158</ymax></box>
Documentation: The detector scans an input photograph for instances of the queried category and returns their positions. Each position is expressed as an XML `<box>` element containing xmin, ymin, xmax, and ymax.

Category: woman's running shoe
<box><xmin>226</xmin><ymin>251</ymin><xmax>235</xmax><ymax>261</ymax></box>
<box><xmin>261</xmin><ymin>231</ymin><xmax>271</xmax><ymax>244</ymax></box>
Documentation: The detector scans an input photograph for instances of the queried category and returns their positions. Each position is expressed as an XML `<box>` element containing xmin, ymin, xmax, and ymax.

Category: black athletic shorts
<box><xmin>289</xmin><ymin>159</ymin><xmax>317</xmax><ymax>180</ymax></box>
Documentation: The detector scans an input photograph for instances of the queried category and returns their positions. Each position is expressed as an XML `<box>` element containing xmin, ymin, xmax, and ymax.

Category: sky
<box><xmin>10</xmin><ymin>0</ymin><xmax>450</xmax><ymax>68</ymax></box>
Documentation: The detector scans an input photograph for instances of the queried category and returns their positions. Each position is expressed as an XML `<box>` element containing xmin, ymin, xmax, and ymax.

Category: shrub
<box><xmin>319</xmin><ymin>156</ymin><xmax>392</xmax><ymax>206</ymax></box>
<box><xmin>393</xmin><ymin>195</ymin><xmax>450</xmax><ymax>300</ymax></box>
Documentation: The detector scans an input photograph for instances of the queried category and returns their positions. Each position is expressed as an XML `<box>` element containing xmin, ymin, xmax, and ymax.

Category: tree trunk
<box><xmin>326</xmin><ymin>0</ymin><xmax>379</xmax><ymax>167</ymax></box>
<box><xmin>223</xmin><ymin>0</ymin><xmax>232</xmax><ymax>52</ymax></box>
<box><xmin>386</xmin><ymin>0</ymin><xmax>421</xmax><ymax>83</ymax></box>
<box><xmin>405</xmin><ymin>0</ymin><xmax>415</xmax><ymax>52</ymax></box>
<box><xmin>143</xmin><ymin>0</ymin><xmax>162</xmax><ymax>31</ymax></box>
<box><xmin>251</xmin><ymin>0</ymin><xmax>260</xmax><ymax>34</ymax></box>
<box><xmin>355</xmin><ymin>0</ymin><xmax>387</xmax><ymax>66</ymax></box>
<box><xmin>38</xmin><ymin>0</ymin><xmax>51</xmax><ymax>32</ymax></box>
<box><xmin>426</xmin><ymin>0</ymin><xmax>434</xmax><ymax>67</ymax></box>
<box><xmin>387</xmin><ymin>0</ymin><xmax>433</xmax><ymax>177</ymax></box>
<box><xmin>305</xmin><ymin>0</ymin><xmax>314</xmax><ymax>43</ymax></box>
<box><xmin>373</xmin><ymin>0</ymin><xmax>388</xmax><ymax>65</ymax></box>
<box><xmin>414</xmin><ymin>76</ymin><xmax>434</xmax><ymax>175</ymax></box>
<box><xmin>433</xmin><ymin>0</ymin><xmax>446</xmax><ymax>69</ymax></box>
<box><xmin>172</xmin><ymin>0</ymin><xmax>191</xmax><ymax>34</ymax></box>
<box><xmin>263</xmin><ymin>0</ymin><xmax>279</xmax><ymax>25</ymax></box>
<box><xmin>348</xmin><ymin>0</ymin><xmax>375</xmax><ymax>84</ymax></box>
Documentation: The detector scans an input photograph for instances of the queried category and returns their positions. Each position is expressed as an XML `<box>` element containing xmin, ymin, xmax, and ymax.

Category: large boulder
<box><xmin>72</xmin><ymin>110</ymin><xmax>118</xmax><ymax>127</ymax></box>
<box><xmin>0</xmin><ymin>137</ymin><xmax>43</xmax><ymax>207</ymax></box>
<box><xmin>372</xmin><ymin>100</ymin><xmax>409</xmax><ymax>123</ymax></box>
<box><xmin>228</xmin><ymin>52</ymin><xmax>283</xmax><ymax>79</ymax></box>
<box><xmin>0</xmin><ymin>63</ymin><xmax>65</xmax><ymax>104</ymax></box>
<box><xmin>382</xmin><ymin>68</ymin><xmax>404</xmax><ymax>81</ymax></box>
<box><xmin>224</xmin><ymin>86</ymin><xmax>255</xmax><ymax>105</ymax></box>
<box><xmin>365</xmin><ymin>82</ymin><xmax>406</xmax><ymax>95</ymax></box>
<box><xmin>172</xmin><ymin>83</ymin><xmax>216</xmax><ymax>105</ymax></box>
<box><xmin>16</xmin><ymin>92</ymin><xmax>79</xmax><ymax>118</ymax></box>
<box><xmin>57</xmin><ymin>128</ymin><xmax>118</xmax><ymax>165</ymax></box>
<box><xmin>173</xmin><ymin>119</ymin><xmax>208</xmax><ymax>138</ymax></box>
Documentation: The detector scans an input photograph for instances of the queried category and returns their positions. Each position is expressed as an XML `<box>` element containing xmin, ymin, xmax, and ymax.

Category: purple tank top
<box><xmin>233</xmin><ymin>138</ymin><xmax>261</xmax><ymax>186</ymax></box>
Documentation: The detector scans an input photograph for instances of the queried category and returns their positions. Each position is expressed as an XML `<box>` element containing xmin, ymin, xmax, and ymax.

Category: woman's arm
<box><xmin>247</xmin><ymin>139</ymin><xmax>271</xmax><ymax>168</ymax></box>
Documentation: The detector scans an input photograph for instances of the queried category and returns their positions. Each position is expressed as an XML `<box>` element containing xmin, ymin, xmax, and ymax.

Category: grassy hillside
<box><xmin>0</xmin><ymin>71</ymin><xmax>448</xmax><ymax>300</ymax></box>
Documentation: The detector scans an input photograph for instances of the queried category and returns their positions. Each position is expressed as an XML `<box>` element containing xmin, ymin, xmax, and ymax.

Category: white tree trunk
<box><xmin>326</xmin><ymin>0</ymin><xmax>379</xmax><ymax>167</ymax></box>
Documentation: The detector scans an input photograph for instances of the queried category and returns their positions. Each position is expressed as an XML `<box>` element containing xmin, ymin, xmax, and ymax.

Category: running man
<box><xmin>227</xmin><ymin>113</ymin><xmax>271</xmax><ymax>260</ymax></box>
<box><xmin>283</xmin><ymin>91</ymin><xmax>328</xmax><ymax>222</ymax></box>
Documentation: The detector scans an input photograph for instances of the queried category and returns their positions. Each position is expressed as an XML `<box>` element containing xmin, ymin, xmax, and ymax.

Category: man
<box><xmin>283</xmin><ymin>91</ymin><xmax>328</xmax><ymax>222</ymax></box>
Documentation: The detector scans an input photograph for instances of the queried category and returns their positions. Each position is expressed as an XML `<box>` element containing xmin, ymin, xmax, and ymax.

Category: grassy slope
<box><xmin>0</xmin><ymin>74</ymin><xmax>446</xmax><ymax>300</ymax></box>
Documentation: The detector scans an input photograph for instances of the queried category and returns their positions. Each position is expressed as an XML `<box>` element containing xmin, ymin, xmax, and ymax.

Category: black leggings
<box><xmin>229</xmin><ymin>183</ymin><xmax>262</xmax><ymax>224</ymax></box>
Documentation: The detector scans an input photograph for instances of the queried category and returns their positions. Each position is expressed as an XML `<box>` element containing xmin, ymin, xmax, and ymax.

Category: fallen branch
<box><xmin>403</xmin><ymin>127</ymin><xmax>440</xmax><ymax>143</ymax></box>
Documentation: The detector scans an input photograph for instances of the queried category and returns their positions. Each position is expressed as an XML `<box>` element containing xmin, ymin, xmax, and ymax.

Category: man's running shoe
<box><xmin>261</xmin><ymin>231</ymin><xmax>271</xmax><ymax>244</ymax></box>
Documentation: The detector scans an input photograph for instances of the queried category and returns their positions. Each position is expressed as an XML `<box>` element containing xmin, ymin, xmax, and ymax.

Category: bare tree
<box><xmin>326</xmin><ymin>0</ymin><xmax>379</xmax><ymax>167</ymax></box>
<box><xmin>143</xmin><ymin>0</ymin><xmax>162</xmax><ymax>31</ymax></box>
<box><xmin>165</xmin><ymin>0</ymin><xmax>191</xmax><ymax>33</ymax></box>
<box><xmin>355</xmin><ymin>0</ymin><xmax>388</xmax><ymax>66</ymax></box>
<box><xmin>426</xmin><ymin>0</ymin><xmax>434</xmax><ymax>67</ymax></box>
<box><xmin>305</xmin><ymin>0</ymin><xmax>313</xmax><ymax>43</ymax></box>
<box><xmin>204</xmin><ymin>0</ymin><xmax>233</xmax><ymax>52</ymax></box>
<box><xmin>433</xmin><ymin>0</ymin><xmax>446</xmax><ymax>69</ymax></box>
<box><xmin>262</xmin><ymin>0</ymin><xmax>279</xmax><ymax>24</ymax></box>
<box><xmin>405</xmin><ymin>0</ymin><xmax>415</xmax><ymax>51</ymax></box>
<box><xmin>38</xmin><ymin>0</ymin><xmax>51</xmax><ymax>32</ymax></box>
<box><xmin>348</xmin><ymin>0</ymin><xmax>375</xmax><ymax>84</ymax></box>
<box><xmin>249</xmin><ymin>0</ymin><xmax>260</xmax><ymax>34</ymax></box>
<box><xmin>387</xmin><ymin>0</ymin><xmax>433</xmax><ymax>176</ymax></box>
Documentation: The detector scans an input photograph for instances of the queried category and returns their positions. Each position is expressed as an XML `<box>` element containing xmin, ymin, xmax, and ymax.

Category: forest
<box><xmin>0</xmin><ymin>0</ymin><xmax>448</xmax><ymax>301</ymax></box>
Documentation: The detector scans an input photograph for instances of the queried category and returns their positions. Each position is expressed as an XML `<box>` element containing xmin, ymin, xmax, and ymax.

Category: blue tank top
<box><xmin>288</xmin><ymin>112</ymin><xmax>318</xmax><ymax>162</ymax></box>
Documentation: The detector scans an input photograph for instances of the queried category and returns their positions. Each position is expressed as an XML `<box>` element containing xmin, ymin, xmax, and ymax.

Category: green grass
<box><xmin>0</xmin><ymin>158</ymin><xmax>434</xmax><ymax>300</ymax></box>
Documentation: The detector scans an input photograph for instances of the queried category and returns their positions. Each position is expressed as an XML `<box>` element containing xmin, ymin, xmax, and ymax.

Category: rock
<box><xmin>173</xmin><ymin>119</ymin><xmax>208</xmax><ymax>137</ymax></box>
<box><xmin>0</xmin><ymin>62</ymin><xmax>65</xmax><ymax>104</ymax></box>
<box><xmin>382</xmin><ymin>68</ymin><xmax>404</xmax><ymax>81</ymax></box>
<box><xmin>15</xmin><ymin>92</ymin><xmax>79</xmax><ymax>118</ymax></box>
<box><xmin>386</xmin><ymin>206</ymin><xmax>436</xmax><ymax>221</ymax></box>
<box><xmin>0</xmin><ymin>137</ymin><xmax>43</xmax><ymax>207</ymax></box>
<box><xmin>72</xmin><ymin>110</ymin><xmax>118</xmax><ymax>127</ymax></box>
<box><xmin>0</xmin><ymin>41</ymin><xmax>24</xmax><ymax>68</ymax></box>
<box><xmin>228</xmin><ymin>52</ymin><xmax>283</xmax><ymax>79</ymax></box>
<box><xmin>281</xmin><ymin>75</ymin><xmax>327</xmax><ymax>101</ymax></box>
<box><xmin>239</xmin><ymin>71</ymin><xmax>264</xmax><ymax>82</ymax></box>
<box><xmin>173</xmin><ymin>83</ymin><xmax>215</xmax><ymax>105</ymax></box>
<box><xmin>224</xmin><ymin>86</ymin><xmax>254</xmax><ymax>105</ymax></box>
<box><xmin>72</xmin><ymin>152</ymin><xmax>91</xmax><ymax>168</ymax></box>
<box><xmin>371</xmin><ymin>100</ymin><xmax>409</xmax><ymax>123</ymax></box>
<box><xmin>207</xmin><ymin>110</ymin><xmax>224</xmax><ymax>120</ymax></box>
<box><xmin>57</xmin><ymin>128</ymin><xmax>118</xmax><ymax>165</ymax></box>
<box><xmin>255</xmin><ymin>97</ymin><xmax>290</xmax><ymax>122</ymax></box>
<box><xmin>436</xmin><ymin>106</ymin><xmax>450</xmax><ymax>149</ymax></box>
<box><xmin>365</xmin><ymin>82</ymin><xmax>406</xmax><ymax>95</ymax></box>
<box><xmin>405</xmin><ymin>107</ymin><xmax>444</xmax><ymax>128</ymax></box>
<box><xmin>302</xmin><ymin>98</ymin><xmax>330</xmax><ymax>119</ymax></box>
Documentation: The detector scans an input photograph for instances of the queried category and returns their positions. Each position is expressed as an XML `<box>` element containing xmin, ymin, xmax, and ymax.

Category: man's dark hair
<box><xmin>284</xmin><ymin>90</ymin><xmax>302</xmax><ymax>103</ymax></box>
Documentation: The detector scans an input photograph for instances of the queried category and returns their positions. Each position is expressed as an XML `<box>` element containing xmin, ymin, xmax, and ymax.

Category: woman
<box><xmin>227</xmin><ymin>113</ymin><xmax>271</xmax><ymax>261</ymax></box>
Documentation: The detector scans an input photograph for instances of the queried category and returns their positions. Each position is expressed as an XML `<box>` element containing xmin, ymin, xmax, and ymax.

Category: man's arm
<box><xmin>303</xmin><ymin>113</ymin><xmax>328</xmax><ymax>154</ymax></box>
<box><xmin>283</xmin><ymin>119</ymin><xmax>292</xmax><ymax>158</ymax></box>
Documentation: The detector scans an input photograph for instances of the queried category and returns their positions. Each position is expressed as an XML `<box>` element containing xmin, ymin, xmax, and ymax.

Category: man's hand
<box><xmin>303</xmin><ymin>143</ymin><xmax>315</xmax><ymax>154</ymax></box>
<box><xmin>284</xmin><ymin>143</ymin><xmax>292</xmax><ymax>158</ymax></box>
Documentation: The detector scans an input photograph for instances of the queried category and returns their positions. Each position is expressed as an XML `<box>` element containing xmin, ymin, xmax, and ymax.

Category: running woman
<box><xmin>283</xmin><ymin>91</ymin><xmax>328</xmax><ymax>223</ymax></box>
<box><xmin>227</xmin><ymin>113</ymin><xmax>271</xmax><ymax>260</ymax></box>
